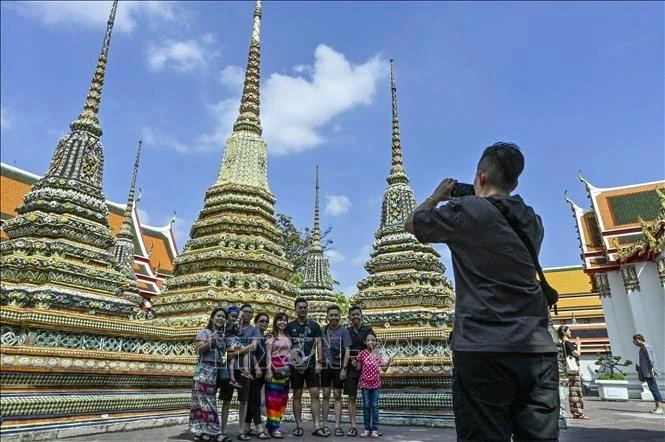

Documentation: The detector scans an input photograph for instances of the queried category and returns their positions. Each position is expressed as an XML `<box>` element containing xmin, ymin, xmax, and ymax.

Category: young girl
<box><xmin>356</xmin><ymin>332</ymin><xmax>391</xmax><ymax>438</ymax></box>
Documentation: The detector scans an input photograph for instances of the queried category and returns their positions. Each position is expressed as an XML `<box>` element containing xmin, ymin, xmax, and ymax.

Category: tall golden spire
<box><xmin>233</xmin><ymin>0</ymin><xmax>262</xmax><ymax>135</ymax></box>
<box><xmin>118</xmin><ymin>141</ymin><xmax>142</xmax><ymax>240</ymax></box>
<box><xmin>69</xmin><ymin>0</ymin><xmax>118</xmax><ymax>137</ymax></box>
<box><xmin>387</xmin><ymin>59</ymin><xmax>409</xmax><ymax>186</ymax></box>
<box><xmin>311</xmin><ymin>165</ymin><xmax>322</xmax><ymax>248</ymax></box>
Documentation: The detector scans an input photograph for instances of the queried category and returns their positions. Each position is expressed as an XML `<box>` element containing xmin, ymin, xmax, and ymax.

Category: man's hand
<box><xmin>255</xmin><ymin>367</ymin><xmax>263</xmax><ymax>378</ymax></box>
<box><xmin>340</xmin><ymin>368</ymin><xmax>347</xmax><ymax>381</ymax></box>
<box><xmin>430</xmin><ymin>178</ymin><xmax>457</xmax><ymax>203</ymax></box>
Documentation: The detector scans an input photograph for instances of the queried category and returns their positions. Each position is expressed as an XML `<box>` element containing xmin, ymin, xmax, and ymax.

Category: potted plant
<box><xmin>594</xmin><ymin>351</ymin><xmax>632</xmax><ymax>401</ymax></box>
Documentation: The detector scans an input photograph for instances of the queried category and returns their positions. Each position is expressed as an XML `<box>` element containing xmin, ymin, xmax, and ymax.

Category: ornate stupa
<box><xmin>0</xmin><ymin>0</ymin><xmax>142</xmax><ymax>317</ymax></box>
<box><xmin>153</xmin><ymin>0</ymin><xmax>296</xmax><ymax>327</ymax></box>
<box><xmin>112</xmin><ymin>140</ymin><xmax>143</xmax><ymax>297</ymax></box>
<box><xmin>299</xmin><ymin>166</ymin><xmax>338</xmax><ymax>320</ymax></box>
<box><xmin>352</xmin><ymin>60</ymin><xmax>455</xmax><ymax>384</ymax></box>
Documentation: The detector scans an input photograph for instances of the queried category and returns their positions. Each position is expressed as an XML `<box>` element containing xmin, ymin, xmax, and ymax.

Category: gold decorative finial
<box><xmin>233</xmin><ymin>0</ymin><xmax>263</xmax><ymax>134</ymax></box>
<box><xmin>70</xmin><ymin>0</ymin><xmax>118</xmax><ymax>137</ymax></box>
<box><xmin>312</xmin><ymin>165</ymin><xmax>321</xmax><ymax>246</ymax></box>
<box><xmin>388</xmin><ymin>59</ymin><xmax>408</xmax><ymax>185</ymax></box>
<box><xmin>118</xmin><ymin>140</ymin><xmax>142</xmax><ymax>239</ymax></box>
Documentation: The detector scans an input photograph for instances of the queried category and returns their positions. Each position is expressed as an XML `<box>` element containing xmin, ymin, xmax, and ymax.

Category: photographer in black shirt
<box><xmin>405</xmin><ymin>142</ymin><xmax>559</xmax><ymax>442</ymax></box>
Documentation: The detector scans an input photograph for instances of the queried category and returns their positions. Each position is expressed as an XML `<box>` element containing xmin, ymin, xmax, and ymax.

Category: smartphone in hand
<box><xmin>451</xmin><ymin>182</ymin><xmax>475</xmax><ymax>197</ymax></box>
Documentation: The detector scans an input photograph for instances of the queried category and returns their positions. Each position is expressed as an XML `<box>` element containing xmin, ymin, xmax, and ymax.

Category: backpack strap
<box><xmin>487</xmin><ymin>197</ymin><xmax>558</xmax><ymax>315</ymax></box>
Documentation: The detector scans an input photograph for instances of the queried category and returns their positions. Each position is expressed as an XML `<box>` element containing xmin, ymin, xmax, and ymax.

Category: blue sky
<box><xmin>1</xmin><ymin>1</ymin><xmax>663</xmax><ymax>296</ymax></box>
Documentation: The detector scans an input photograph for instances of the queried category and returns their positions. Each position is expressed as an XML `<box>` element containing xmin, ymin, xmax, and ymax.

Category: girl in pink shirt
<box><xmin>356</xmin><ymin>333</ymin><xmax>392</xmax><ymax>438</ymax></box>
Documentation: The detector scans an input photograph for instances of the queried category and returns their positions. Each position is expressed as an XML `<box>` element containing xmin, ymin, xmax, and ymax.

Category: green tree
<box><xmin>335</xmin><ymin>292</ymin><xmax>351</xmax><ymax>316</ymax></box>
<box><xmin>276</xmin><ymin>213</ymin><xmax>334</xmax><ymax>277</ymax></box>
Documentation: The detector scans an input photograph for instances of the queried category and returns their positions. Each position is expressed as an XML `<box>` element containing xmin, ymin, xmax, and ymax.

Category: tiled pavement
<box><xmin>65</xmin><ymin>397</ymin><xmax>665</xmax><ymax>442</ymax></box>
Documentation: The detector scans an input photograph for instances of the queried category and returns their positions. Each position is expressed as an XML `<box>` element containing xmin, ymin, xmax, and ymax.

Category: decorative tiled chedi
<box><xmin>0</xmin><ymin>1</ymin><xmax>142</xmax><ymax>316</ymax></box>
<box><xmin>298</xmin><ymin>166</ymin><xmax>338</xmax><ymax>321</ymax></box>
<box><xmin>1</xmin><ymin>162</ymin><xmax>178</xmax><ymax>305</ymax></box>
<box><xmin>0</xmin><ymin>1</ymin><xmax>194</xmax><ymax>432</ymax></box>
<box><xmin>152</xmin><ymin>0</ymin><xmax>297</xmax><ymax>328</ymax></box>
<box><xmin>351</xmin><ymin>60</ymin><xmax>456</xmax><ymax>403</ymax></box>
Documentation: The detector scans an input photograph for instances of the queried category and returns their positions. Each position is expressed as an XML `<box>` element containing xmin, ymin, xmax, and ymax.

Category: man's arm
<box><xmin>404</xmin><ymin>178</ymin><xmax>457</xmax><ymax>238</ymax></box>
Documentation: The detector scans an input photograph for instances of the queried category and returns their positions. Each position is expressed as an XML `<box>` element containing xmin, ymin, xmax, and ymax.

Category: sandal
<box><xmin>194</xmin><ymin>435</ymin><xmax>203</xmax><ymax>442</ymax></box>
<box><xmin>312</xmin><ymin>428</ymin><xmax>329</xmax><ymax>437</ymax></box>
<box><xmin>257</xmin><ymin>431</ymin><xmax>270</xmax><ymax>440</ymax></box>
<box><xmin>335</xmin><ymin>428</ymin><xmax>345</xmax><ymax>436</ymax></box>
<box><xmin>238</xmin><ymin>434</ymin><xmax>251</xmax><ymax>441</ymax></box>
<box><xmin>271</xmin><ymin>430</ymin><xmax>284</xmax><ymax>439</ymax></box>
<box><xmin>347</xmin><ymin>427</ymin><xmax>358</xmax><ymax>437</ymax></box>
<box><xmin>229</xmin><ymin>379</ymin><xmax>243</xmax><ymax>388</ymax></box>
<box><xmin>322</xmin><ymin>427</ymin><xmax>331</xmax><ymax>436</ymax></box>
<box><xmin>573</xmin><ymin>414</ymin><xmax>590</xmax><ymax>419</ymax></box>
<box><xmin>293</xmin><ymin>427</ymin><xmax>304</xmax><ymax>437</ymax></box>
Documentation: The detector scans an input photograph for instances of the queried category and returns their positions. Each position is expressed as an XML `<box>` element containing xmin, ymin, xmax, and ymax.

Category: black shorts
<box><xmin>219</xmin><ymin>370</ymin><xmax>250</xmax><ymax>402</ymax></box>
<box><xmin>290</xmin><ymin>365</ymin><xmax>320</xmax><ymax>390</ymax></box>
<box><xmin>321</xmin><ymin>368</ymin><xmax>344</xmax><ymax>390</ymax></box>
<box><xmin>453</xmin><ymin>351</ymin><xmax>560</xmax><ymax>442</ymax></box>
<box><xmin>343</xmin><ymin>368</ymin><xmax>360</xmax><ymax>397</ymax></box>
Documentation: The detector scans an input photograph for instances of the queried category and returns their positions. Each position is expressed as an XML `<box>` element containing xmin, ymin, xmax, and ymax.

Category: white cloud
<box><xmin>196</xmin><ymin>44</ymin><xmax>388</xmax><ymax>155</ymax></box>
<box><xmin>0</xmin><ymin>107</ymin><xmax>11</xmax><ymax>130</ymax></box>
<box><xmin>219</xmin><ymin>65</ymin><xmax>245</xmax><ymax>90</ymax></box>
<box><xmin>147</xmin><ymin>36</ymin><xmax>218</xmax><ymax>73</ymax></box>
<box><xmin>325</xmin><ymin>195</ymin><xmax>351</xmax><ymax>216</ymax></box>
<box><xmin>332</xmin><ymin>123</ymin><xmax>342</xmax><ymax>134</ymax></box>
<box><xmin>170</xmin><ymin>216</ymin><xmax>191</xmax><ymax>253</ymax></box>
<box><xmin>352</xmin><ymin>244</ymin><xmax>373</xmax><ymax>266</ymax></box>
<box><xmin>293</xmin><ymin>64</ymin><xmax>312</xmax><ymax>74</ymax></box>
<box><xmin>325</xmin><ymin>249</ymin><xmax>346</xmax><ymax>264</ymax></box>
<box><xmin>10</xmin><ymin>1</ymin><xmax>178</xmax><ymax>33</ymax></box>
<box><xmin>141</xmin><ymin>127</ymin><xmax>191</xmax><ymax>153</ymax></box>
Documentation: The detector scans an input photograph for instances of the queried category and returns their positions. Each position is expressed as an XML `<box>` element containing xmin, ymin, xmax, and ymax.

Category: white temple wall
<box><xmin>601</xmin><ymin>271</ymin><xmax>635</xmax><ymax>363</ymax></box>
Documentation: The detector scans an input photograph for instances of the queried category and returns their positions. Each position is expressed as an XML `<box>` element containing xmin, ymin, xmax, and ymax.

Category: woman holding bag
<box><xmin>190</xmin><ymin>307</ymin><xmax>234</xmax><ymax>442</ymax></box>
<box><xmin>264</xmin><ymin>312</ymin><xmax>292</xmax><ymax>438</ymax></box>
<box><xmin>558</xmin><ymin>325</ymin><xmax>590</xmax><ymax>419</ymax></box>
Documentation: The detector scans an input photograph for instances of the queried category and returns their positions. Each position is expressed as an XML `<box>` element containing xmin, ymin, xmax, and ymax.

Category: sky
<box><xmin>1</xmin><ymin>1</ymin><xmax>663</xmax><ymax>297</ymax></box>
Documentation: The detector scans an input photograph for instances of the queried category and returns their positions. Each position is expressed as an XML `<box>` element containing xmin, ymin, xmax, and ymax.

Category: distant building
<box><xmin>566</xmin><ymin>176</ymin><xmax>664</xmax><ymax>398</ymax></box>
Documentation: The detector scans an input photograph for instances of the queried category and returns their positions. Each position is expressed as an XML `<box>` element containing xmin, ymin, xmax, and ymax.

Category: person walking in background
<box><xmin>190</xmin><ymin>307</ymin><xmax>232</xmax><ymax>442</ymax></box>
<box><xmin>265</xmin><ymin>312</ymin><xmax>293</xmax><ymax>439</ymax></box>
<box><xmin>558</xmin><ymin>325</ymin><xmax>589</xmax><ymax>419</ymax></box>
<box><xmin>344</xmin><ymin>306</ymin><xmax>374</xmax><ymax>437</ymax></box>
<box><xmin>356</xmin><ymin>332</ymin><xmax>391</xmax><ymax>438</ymax></box>
<box><xmin>243</xmin><ymin>312</ymin><xmax>271</xmax><ymax>439</ymax></box>
<box><xmin>633</xmin><ymin>334</ymin><xmax>664</xmax><ymax>414</ymax></box>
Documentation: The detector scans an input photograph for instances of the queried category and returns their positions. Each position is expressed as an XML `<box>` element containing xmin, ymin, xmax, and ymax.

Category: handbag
<box><xmin>562</xmin><ymin>342</ymin><xmax>579</xmax><ymax>374</ymax></box>
<box><xmin>488</xmin><ymin>198</ymin><xmax>559</xmax><ymax>315</ymax></box>
<box><xmin>273</xmin><ymin>366</ymin><xmax>291</xmax><ymax>380</ymax></box>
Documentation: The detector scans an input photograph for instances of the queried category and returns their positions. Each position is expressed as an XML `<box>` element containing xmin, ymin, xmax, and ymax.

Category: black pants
<box><xmin>245</xmin><ymin>376</ymin><xmax>265</xmax><ymax>426</ymax></box>
<box><xmin>453</xmin><ymin>351</ymin><xmax>560</xmax><ymax>442</ymax></box>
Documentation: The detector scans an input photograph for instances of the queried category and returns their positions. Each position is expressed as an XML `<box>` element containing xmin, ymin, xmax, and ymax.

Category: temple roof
<box><xmin>0</xmin><ymin>162</ymin><xmax>177</xmax><ymax>295</ymax></box>
<box><xmin>566</xmin><ymin>176</ymin><xmax>665</xmax><ymax>271</ymax></box>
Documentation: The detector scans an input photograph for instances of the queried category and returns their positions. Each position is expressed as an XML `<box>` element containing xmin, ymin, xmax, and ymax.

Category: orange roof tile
<box><xmin>1</xmin><ymin>174</ymin><xmax>32</xmax><ymax>217</ymax></box>
<box><xmin>143</xmin><ymin>232</ymin><xmax>174</xmax><ymax>272</ymax></box>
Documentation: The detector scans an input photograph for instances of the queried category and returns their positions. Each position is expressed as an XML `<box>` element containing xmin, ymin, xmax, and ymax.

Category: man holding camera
<box><xmin>405</xmin><ymin>142</ymin><xmax>559</xmax><ymax>442</ymax></box>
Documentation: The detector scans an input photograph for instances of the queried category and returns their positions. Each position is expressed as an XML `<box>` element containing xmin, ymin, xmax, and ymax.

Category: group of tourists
<box><xmin>189</xmin><ymin>298</ymin><xmax>391</xmax><ymax>442</ymax></box>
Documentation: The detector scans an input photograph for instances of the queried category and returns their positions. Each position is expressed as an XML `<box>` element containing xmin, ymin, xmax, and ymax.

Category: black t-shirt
<box><xmin>413</xmin><ymin>195</ymin><xmax>556</xmax><ymax>354</ymax></box>
<box><xmin>563</xmin><ymin>340</ymin><xmax>579</xmax><ymax>363</ymax></box>
<box><xmin>288</xmin><ymin>318</ymin><xmax>322</xmax><ymax>368</ymax></box>
<box><xmin>347</xmin><ymin>324</ymin><xmax>374</xmax><ymax>362</ymax></box>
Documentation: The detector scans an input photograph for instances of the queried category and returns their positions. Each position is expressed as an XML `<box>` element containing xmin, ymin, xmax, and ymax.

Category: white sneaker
<box><xmin>649</xmin><ymin>408</ymin><xmax>664</xmax><ymax>414</ymax></box>
<box><xmin>359</xmin><ymin>430</ymin><xmax>370</xmax><ymax>437</ymax></box>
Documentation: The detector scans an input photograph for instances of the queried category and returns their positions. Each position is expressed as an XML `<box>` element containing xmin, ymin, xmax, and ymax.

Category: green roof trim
<box><xmin>608</xmin><ymin>190</ymin><xmax>662</xmax><ymax>226</ymax></box>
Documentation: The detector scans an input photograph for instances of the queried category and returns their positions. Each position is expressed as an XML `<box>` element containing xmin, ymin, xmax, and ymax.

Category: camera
<box><xmin>451</xmin><ymin>182</ymin><xmax>475</xmax><ymax>197</ymax></box>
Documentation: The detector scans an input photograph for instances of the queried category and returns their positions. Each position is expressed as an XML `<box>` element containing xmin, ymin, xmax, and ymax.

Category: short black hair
<box><xmin>294</xmin><ymin>297</ymin><xmax>308</xmax><ymax>307</ymax></box>
<box><xmin>327</xmin><ymin>304</ymin><xmax>340</xmax><ymax>314</ymax></box>
<box><xmin>240</xmin><ymin>304</ymin><xmax>253</xmax><ymax>311</ymax></box>
<box><xmin>349</xmin><ymin>305</ymin><xmax>362</xmax><ymax>315</ymax></box>
<box><xmin>633</xmin><ymin>334</ymin><xmax>645</xmax><ymax>342</ymax></box>
<box><xmin>478</xmin><ymin>142</ymin><xmax>524</xmax><ymax>192</ymax></box>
